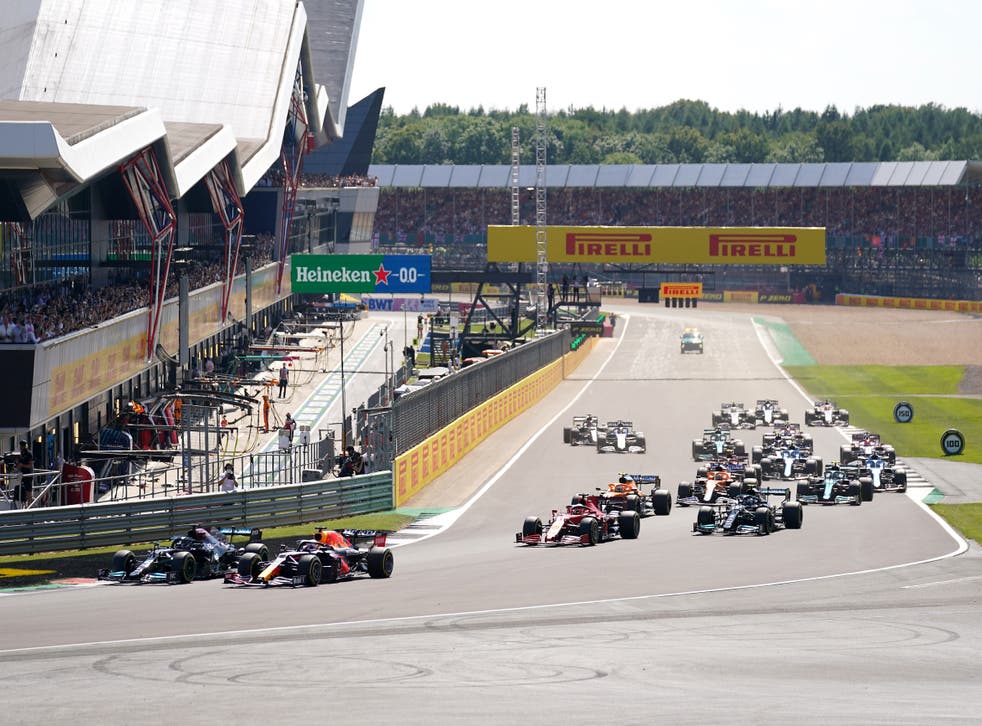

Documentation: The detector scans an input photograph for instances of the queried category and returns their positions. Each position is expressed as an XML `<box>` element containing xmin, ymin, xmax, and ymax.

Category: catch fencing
<box><xmin>391</xmin><ymin>330</ymin><xmax>570</xmax><ymax>455</ymax></box>
<box><xmin>0</xmin><ymin>471</ymin><xmax>392</xmax><ymax>556</ymax></box>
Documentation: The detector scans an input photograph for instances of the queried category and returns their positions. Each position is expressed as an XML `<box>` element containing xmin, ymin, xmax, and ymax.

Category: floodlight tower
<box><xmin>534</xmin><ymin>87</ymin><xmax>548</xmax><ymax>333</ymax></box>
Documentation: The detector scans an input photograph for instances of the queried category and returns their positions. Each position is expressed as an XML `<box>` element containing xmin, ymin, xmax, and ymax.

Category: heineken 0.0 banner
<box><xmin>291</xmin><ymin>254</ymin><xmax>431</xmax><ymax>294</ymax></box>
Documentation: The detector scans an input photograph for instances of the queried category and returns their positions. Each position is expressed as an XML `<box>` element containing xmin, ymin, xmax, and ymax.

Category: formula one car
<box><xmin>839</xmin><ymin>431</ymin><xmax>896</xmax><ymax>465</ymax></box>
<box><xmin>758</xmin><ymin>447</ymin><xmax>823</xmax><ymax>480</ymax></box>
<box><xmin>753</xmin><ymin>399</ymin><xmax>790</xmax><ymax>427</ymax></box>
<box><xmin>563</xmin><ymin>414</ymin><xmax>600</xmax><ymax>446</ymax></box>
<box><xmin>758</xmin><ymin>423</ymin><xmax>814</xmax><ymax>458</ymax></box>
<box><xmin>677</xmin><ymin>460</ymin><xmax>761</xmax><ymax>506</ymax></box>
<box><xmin>100</xmin><ymin>526</ymin><xmax>267</xmax><ymax>584</ymax></box>
<box><xmin>795</xmin><ymin>463</ymin><xmax>873</xmax><ymax>505</ymax></box>
<box><xmin>862</xmin><ymin>454</ymin><xmax>908</xmax><ymax>493</ymax></box>
<box><xmin>712</xmin><ymin>402</ymin><xmax>757</xmax><ymax>429</ymax></box>
<box><xmin>692</xmin><ymin>427</ymin><xmax>746</xmax><ymax>461</ymax></box>
<box><xmin>517</xmin><ymin>495</ymin><xmax>641</xmax><ymax>546</ymax></box>
<box><xmin>225</xmin><ymin>529</ymin><xmax>394</xmax><ymax>587</ymax></box>
<box><xmin>597</xmin><ymin>420</ymin><xmax>646</xmax><ymax>454</ymax></box>
<box><xmin>573</xmin><ymin>474</ymin><xmax>672</xmax><ymax>517</ymax></box>
<box><xmin>804</xmin><ymin>399</ymin><xmax>850</xmax><ymax>427</ymax></box>
<box><xmin>680</xmin><ymin>328</ymin><xmax>704</xmax><ymax>354</ymax></box>
<box><xmin>692</xmin><ymin>487</ymin><xmax>803</xmax><ymax>535</ymax></box>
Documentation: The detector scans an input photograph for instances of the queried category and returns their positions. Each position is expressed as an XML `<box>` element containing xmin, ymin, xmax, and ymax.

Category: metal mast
<box><xmin>534</xmin><ymin>87</ymin><xmax>548</xmax><ymax>332</ymax></box>
<box><xmin>510</xmin><ymin>127</ymin><xmax>520</xmax><ymax>226</ymax></box>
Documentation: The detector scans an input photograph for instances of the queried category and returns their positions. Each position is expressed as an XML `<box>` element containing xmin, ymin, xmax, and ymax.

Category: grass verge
<box><xmin>929</xmin><ymin>503</ymin><xmax>982</xmax><ymax>546</ymax></box>
<box><xmin>784</xmin><ymin>365</ymin><xmax>982</xmax><ymax>464</ymax></box>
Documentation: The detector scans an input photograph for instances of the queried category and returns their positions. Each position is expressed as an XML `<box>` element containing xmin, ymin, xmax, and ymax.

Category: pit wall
<box><xmin>393</xmin><ymin>337</ymin><xmax>598</xmax><ymax>507</ymax></box>
<box><xmin>835</xmin><ymin>293</ymin><xmax>982</xmax><ymax>312</ymax></box>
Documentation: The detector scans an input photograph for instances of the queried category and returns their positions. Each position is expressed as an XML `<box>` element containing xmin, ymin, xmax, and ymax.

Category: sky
<box><xmin>347</xmin><ymin>0</ymin><xmax>982</xmax><ymax>117</ymax></box>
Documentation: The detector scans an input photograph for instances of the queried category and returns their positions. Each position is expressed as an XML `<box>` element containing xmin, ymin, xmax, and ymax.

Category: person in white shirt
<box><xmin>219</xmin><ymin>464</ymin><xmax>237</xmax><ymax>492</ymax></box>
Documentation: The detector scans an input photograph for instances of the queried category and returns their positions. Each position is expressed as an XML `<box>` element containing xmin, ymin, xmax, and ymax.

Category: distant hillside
<box><xmin>372</xmin><ymin>99</ymin><xmax>982</xmax><ymax>165</ymax></box>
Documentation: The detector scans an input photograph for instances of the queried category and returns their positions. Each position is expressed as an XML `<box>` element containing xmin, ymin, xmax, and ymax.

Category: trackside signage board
<box><xmin>487</xmin><ymin>226</ymin><xmax>826</xmax><ymax>265</ymax></box>
<box><xmin>291</xmin><ymin>255</ymin><xmax>431</xmax><ymax>293</ymax></box>
<box><xmin>660</xmin><ymin>282</ymin><xmax>703</xmax><ymax>298</ymax></box>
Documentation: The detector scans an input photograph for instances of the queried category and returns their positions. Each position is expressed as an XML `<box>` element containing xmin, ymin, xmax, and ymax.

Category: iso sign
<box><xmin>940</xmin><ymin>429</ymin><xmax>965</xmax><ymax>456</ymax></box>
<box><xmin>893</xmin><ymin>401</ymin><xmax>914</xmax><ymax>423</ymax></box>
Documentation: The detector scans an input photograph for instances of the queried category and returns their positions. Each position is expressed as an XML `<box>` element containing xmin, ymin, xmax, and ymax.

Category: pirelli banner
<box><xmin>487</xmin><ymin>226</ymin><xmax>826</xmax><ymax>265</ymax></box>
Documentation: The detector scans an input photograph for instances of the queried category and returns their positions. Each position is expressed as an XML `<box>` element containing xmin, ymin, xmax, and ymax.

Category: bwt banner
<box><xmin>366</xmin><ymin>297</ymin><xmax>440</xmax><ymax>312</ymax></box>
<box><xmin>291</xmin><ymin>254</ymin><xmax>431</xmax><ymax>294</ymax></box>
<box><xmin>487</xmin><ymin>226</ymin><xmax>826</xmax><ymax>265</ymax></box>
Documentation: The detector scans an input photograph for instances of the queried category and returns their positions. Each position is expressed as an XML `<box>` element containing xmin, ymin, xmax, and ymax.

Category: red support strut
<box><xmin>204</xmin><ymin>159</ymin><xmax>244</xmax><ymax>323</ymax></box>
<box><xmin>119</xmin><ymin>147</ymin><xmax>176</xmax><ymax>360</ymax></box>
<box><xmin>276</xmin><ymin>63</ymin><xmax>311</xmax><ymax>295</ymax></box>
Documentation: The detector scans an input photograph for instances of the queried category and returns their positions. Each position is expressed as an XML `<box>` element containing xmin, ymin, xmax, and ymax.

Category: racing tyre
<box><xmin>734</xmin><ymin>442</ymin><xmax>746</xmax><ymax>456</ymax></box>
<box><xmin>652</xmin><ymin>489</ymin><xmax>672</xmax><ymax>516</ymax></box>
<box><xmin>618</xmin><ymin>510</ymin><xmax>641</xmax><ymax>539</ymax></box>
<box><xmin>860</xmin><ymin>477</ymin><xmax>875</xmax><ymax>502</ymax></box>
<box><xmin>805</xmin><ymin>458</ymin><xmax>819</xmax><ymax>475</ymax></box>
<box><xmin>563</xmin><ymin>427</ymin><xmax>572</xmax><ymax>444</ymax></box>
<box><xmin>111</xmin><ymin>549</ymin><xmax>136</xmax><ymax>575</ymax></box>
<box><xmin>677</xmin><ymin>483</ymin><xmax>692</xmax><ymax>505</ymax></box>
<box><xmin>570</xmin><ymin>495</ymin><xmax>586</xmax><ymax>506</ymax></box>
<box><xmin>578</xmin><ymin>516</ymin><xmax>599</xmax><ymax>546</ymax></box>
<box><xmin>895</xmin><ymin>470</ymin><xmax>907</xmax><ymax>492</ymax></box>
<box><xmin>298</xmin><ymin>554</ymin><xmax>322</xmax><ymax>586</ymax></box>
<box><xmin>752</xmin><ymin>446</ymin><xmax>763</xmax><ymax>464</ymax></box>
<box><xmin>848</xmin><ymin>482</ymin><xmax>862</xmax><ymax>506</ymax></box>
<box><xmin>754</xmin><ymin>506</ymin><xmax>773</xmax><ymax>535</ymax></box>
<box><xmin>692</xmin><ymin>441</ymin><xmax>702</xmax><ymax>460</ymax></box>
<box><xmin>523</xmin><ymin>516</ymin><xmax>543</xmax><ymax>539</ymax></box>
<box><xmin>367</xmin><ymin>548</ymin><xmax>394</xmax><ymax>578</ymax></box>
<box><xmin>696</xmin><ymin>506</ymin><xmax>715</xmax><ymax>530</ymax></box>
<box><xmin>782</xmin><ymin>501</ymin><xmax>804</xmax><ymax>529</ymax></box>
<box><xmin>840</xmin><ymin>410</ymin><xmax>849</xmax><ymax>425</ymax></box>
<box><xmin>171</xmin><ymin>550</ymin><xmax>196</xmax><ymax>584</ymax></box>
<box><xmin>624</xmin><ymin>494</ymin><xmax>641</xmax><ymax>514</ymax></box>
<box><xmin>696</xmin><ymin>467</ymin><xmax>708</xmax><ymax>479</ymax></box>
<box><xmin>237</xmin><ymin>552</ymin><xmax>263</xmax><ymax>579</ymax></box>
<box><xmin>795</xmin><ymin>482</ymin><xmax>812</xmax><ymax>501</ymax></box>
<box><xmin>244</xmin><ymin>542</ymin><xmax>269</xmax><ymax>562</ymax></box>
<box><xmin>726</xmin><ymin>484</ymin><xmax>743</xmax><ymax>498</ymax></box>
<box><xmin>839</xmin><ymin>445</ymin><xmax>853</xmax><ymax>464</ymax></box>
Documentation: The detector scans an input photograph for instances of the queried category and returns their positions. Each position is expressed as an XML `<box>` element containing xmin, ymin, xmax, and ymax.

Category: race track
<box><xmin>1</xmin><ymin>304</ymin><xmax>979</xmax><ymax>725</ymax></box>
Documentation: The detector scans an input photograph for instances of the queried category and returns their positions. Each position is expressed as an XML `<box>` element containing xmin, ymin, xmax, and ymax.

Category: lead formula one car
<box><xmin>100</xmin><ymin>526</ymin><xmax>267</xmax><ymax>584</ymax></box>
<box><xmin>753</xmin><ymin>399</ymin><xmax>790</xmax><ymax>427</ymax></box>
<box><xmin>597</xmin><ymin>420</ymin><xmax>646</xmax><ymax>454</ymax></box>
<box><xmin>225</xmin><ymin>529</ymin><xmax>394</xmax><ymax>587</ymax></box>
<box><xmin>517</xmin><ymin>496</ymin><xmax>641</xmax><ymax>546</ymax></box>
<box><xmin>692</xmin><ymin>487</ymin><xmax>803</xmax><ymax>535</ymax></box>
<box><xmin>712</xmin><ymin>402</ymin><xmax>757</xmax><ymax>429</ymax></box>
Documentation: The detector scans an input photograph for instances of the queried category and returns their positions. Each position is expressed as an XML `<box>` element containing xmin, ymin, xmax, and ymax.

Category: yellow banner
<box><xmin>487</xmin><ymin>225</ymin><xmax>826</xmax><ymax>265</ymax></box>
<box><xmin>660</xmin><ymin>282</ymin><xmax>702</xmax><ymax>298</ymax></box>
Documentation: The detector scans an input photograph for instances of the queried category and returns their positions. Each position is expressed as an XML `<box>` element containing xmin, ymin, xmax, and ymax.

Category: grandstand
<box><xmin>368</xmin><ymin>161</ymin><xmax>982</xmax><ymax>301</ymax></box>
<box><xmin>0</xmin><ymin>0</ymin><xmax>366</xmax><ymax>463</ymax></box>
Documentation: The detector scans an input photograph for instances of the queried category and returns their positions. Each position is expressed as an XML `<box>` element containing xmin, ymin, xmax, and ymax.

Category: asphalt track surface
<box><xmin>2</xmin><ymin>304</ymin><xmax>980</xmax><ymax>725</ymax></box>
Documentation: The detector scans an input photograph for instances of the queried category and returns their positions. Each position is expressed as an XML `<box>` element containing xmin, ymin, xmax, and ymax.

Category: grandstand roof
<box><xmin>369</xmin><ymin>161</ymin><xmax>982</xmax><ymax>189</ymax></box>
<box><xmin>0</xmin><ymin>0</ymin><xmax>359</xmax><ymax>219</ymax></box>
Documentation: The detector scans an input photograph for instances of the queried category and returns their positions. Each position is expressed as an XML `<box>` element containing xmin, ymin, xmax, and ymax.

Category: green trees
<box><xmin>370</xmin><ymin>100</ymin><xmax>982</xmax><ymax>165</ymax></box>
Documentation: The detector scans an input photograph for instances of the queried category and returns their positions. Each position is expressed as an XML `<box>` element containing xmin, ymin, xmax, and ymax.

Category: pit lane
<box><xmin>0</xmin><ymin>304</ymin><xmax>977</xmax><ymax>723</ymax></box>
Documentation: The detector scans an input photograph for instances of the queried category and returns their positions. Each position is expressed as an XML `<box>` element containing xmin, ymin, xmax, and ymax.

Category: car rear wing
<box><xmin>605</xmin><ymin>420</ymin><xmax>634</xmax><ymax>428</ymax></box>
<box><xmin>217</xmin><ymin>527</ymin><xmax>263</xmax><ymax>541</ymax></box>
<box><xmin>758</xmin><ymin>487</ymin><xmax>792</xmax><ymax>500</ymax></box>
<box><xmin>621</xmin><ymin>474</ymin><xmax>662</xmax><ymax>487</ymax></box>
<box><xmin>337</xmin><ymin>528</ymin><xmax>390</xmax><ymax>547</ymax></box>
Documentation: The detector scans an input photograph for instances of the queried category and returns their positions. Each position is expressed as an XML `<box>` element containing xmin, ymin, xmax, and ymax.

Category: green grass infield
<box><xmin>784</xmin><ymin>365</ymin><xmax>982</xmax><ymax>465</ymax></box>
<box><xmin>929</xmin><ymin>503</ymin><xmax>982</xmax><ymax>546</ymax></box>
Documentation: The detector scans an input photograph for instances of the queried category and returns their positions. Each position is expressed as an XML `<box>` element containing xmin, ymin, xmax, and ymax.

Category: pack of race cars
<box><xmin>95</xmin><ymin>398</ymin><xmax>913</xmax><ymax>581</ymax></box>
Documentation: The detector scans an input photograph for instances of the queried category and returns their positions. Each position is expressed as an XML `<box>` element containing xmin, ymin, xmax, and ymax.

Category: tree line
<box><xmin>371</xmin><ymin>99</ymin><xmax>982</xmax><ymax>166</ymax></box>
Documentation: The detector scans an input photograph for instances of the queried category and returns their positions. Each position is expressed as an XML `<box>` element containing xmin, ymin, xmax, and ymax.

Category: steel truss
<box><xmin>276</xmin><ymin>62</ymin><xmax>310</xmax><ymax>294</ymax></box>
<box><xmin>119</xmin><ymin>146</ymin><xmax>176</xmax><ymax>359</ymax></box>
<box><xmin>5</xmin><ymin>222</ymin><xmax>30</xmax><ymax>286</ymax></box>
<box><xmin>204</xmin><ymin>159</ymin><xmax>244</xmax><ymax>323</ymax></box>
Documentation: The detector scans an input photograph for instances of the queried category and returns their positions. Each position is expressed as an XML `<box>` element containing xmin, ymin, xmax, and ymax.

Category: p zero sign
<box><xmin>291</xmin><ymin>255</ymin><xmax>431</xmax><ymax>294</ymax></box>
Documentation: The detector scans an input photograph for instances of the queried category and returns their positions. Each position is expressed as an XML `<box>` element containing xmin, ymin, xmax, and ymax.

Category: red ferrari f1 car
<box><xmin>516</xmin><ymin>495</ymin><xmax>641</xmax><ymax>546</ymax></box>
